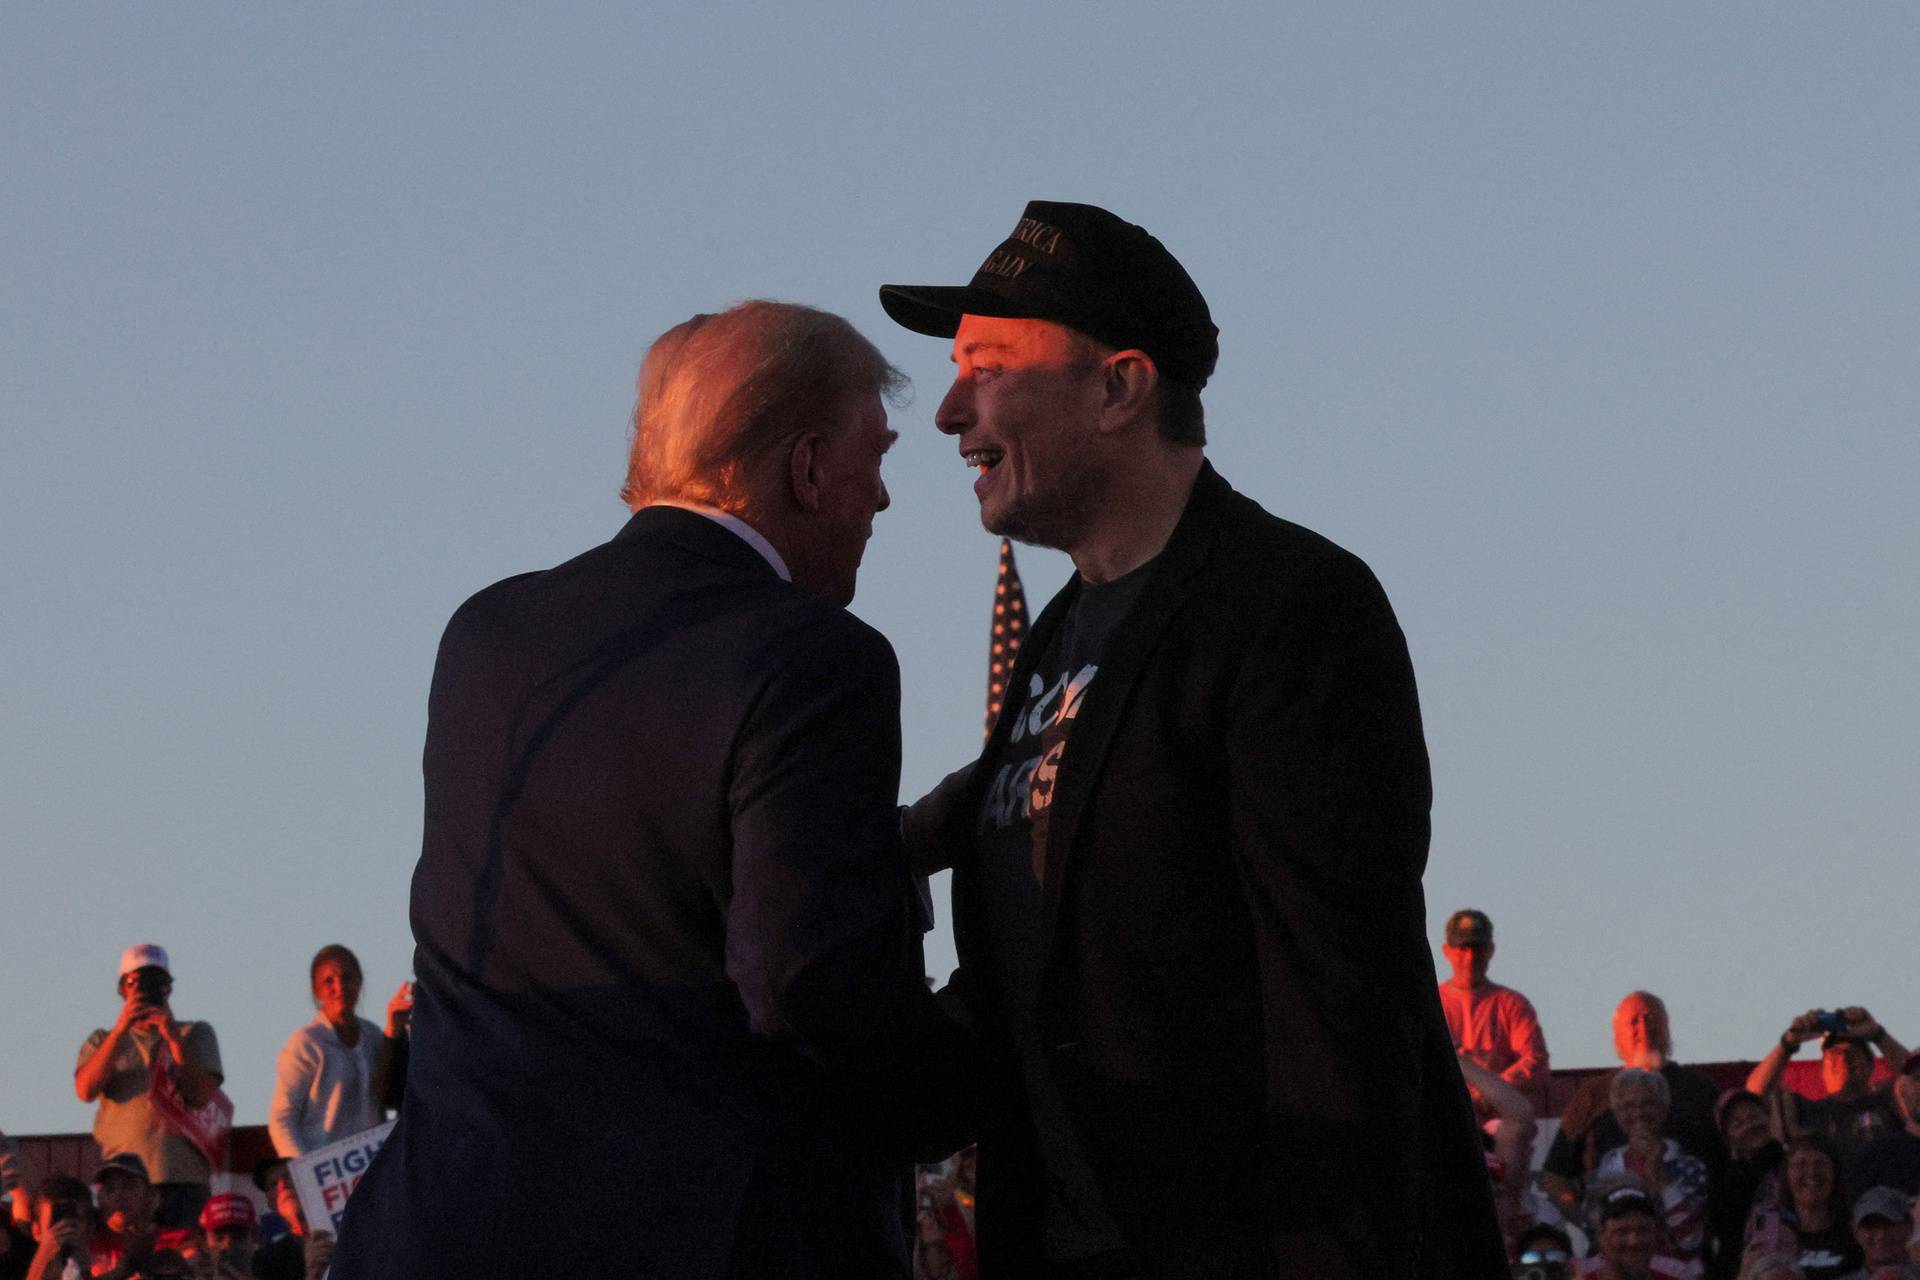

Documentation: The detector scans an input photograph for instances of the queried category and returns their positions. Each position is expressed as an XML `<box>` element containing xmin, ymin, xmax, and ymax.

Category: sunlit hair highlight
<box><xmin>620</xmin><ymin>300</ymin><xmax>908</xmax><ymax>510</ymax></box>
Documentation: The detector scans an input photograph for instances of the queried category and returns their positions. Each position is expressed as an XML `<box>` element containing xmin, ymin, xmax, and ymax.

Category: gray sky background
<box><xmin>5</xmin><ymin>5</ymin><xmax>1916</xmax><ymax>1136</ymax></box>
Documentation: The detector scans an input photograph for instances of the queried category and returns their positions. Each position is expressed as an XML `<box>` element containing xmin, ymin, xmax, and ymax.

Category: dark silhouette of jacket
<box><xmin>908</xmin><ymin>465</ymin><xmax>1507</xmax><ymax>1279</ymax></box>
<box><xmin>334</xmin><ymin>508</ymin><xmax>964</xmax><ymax>1279</ymax></box>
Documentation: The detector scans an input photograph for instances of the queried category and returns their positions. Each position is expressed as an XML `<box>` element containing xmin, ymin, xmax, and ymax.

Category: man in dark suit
<box><xmin>333</xmin><ymin>301</ymin><xmax>965</xmax><ymax>1280</ymax></box>
<box><xmin>881</xmin><ymin>203</ymin><xmax>1506</xmax><ymax>1278</ymax></box>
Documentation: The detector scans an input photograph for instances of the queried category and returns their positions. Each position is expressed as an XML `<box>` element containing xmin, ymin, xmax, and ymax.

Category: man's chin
<box><xmin>982</xmin><ymin>505</ymin><xmax>1065</xmax><ymax>552</ymax></box>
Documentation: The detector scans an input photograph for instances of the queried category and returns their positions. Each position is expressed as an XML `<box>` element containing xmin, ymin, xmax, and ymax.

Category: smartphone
<box><xmin>133</xmin><ymin>968</ymin><xmax>169</xmax><ymax>1004</ymax></box>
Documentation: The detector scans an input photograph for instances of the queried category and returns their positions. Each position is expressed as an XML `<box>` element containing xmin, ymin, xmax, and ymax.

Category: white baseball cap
<box><xmin>119</xmin><ymin>944</ymin><xmax>171</xmax><ymax>977</ymax></box>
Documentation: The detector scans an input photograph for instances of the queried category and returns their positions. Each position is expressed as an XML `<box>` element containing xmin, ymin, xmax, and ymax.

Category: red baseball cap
<box><xmin>199</xmin><ymin>1193</ymin><xmax>257</xmax><ymax>1231</ymax></box>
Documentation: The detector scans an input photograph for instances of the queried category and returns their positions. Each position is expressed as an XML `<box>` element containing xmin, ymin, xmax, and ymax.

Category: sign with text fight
<box><xmin>290</xmin><ymin>1121</ymin><xmax>395</xmax><ymax>1235</ymax></box>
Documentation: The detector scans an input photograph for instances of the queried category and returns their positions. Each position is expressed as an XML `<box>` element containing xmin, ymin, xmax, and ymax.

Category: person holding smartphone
<box><xmin>73</xmin><ymin>946</ymin><xmax>224</xmax><ymax>1230</ymax></box>
<box><xmin>21</xmin><ymin>1175</ymin><xmax>95</xmax><ymax>1280</ymax></box>
<box><xmin>1747</xmin><ymin>1008</ymin><xmax>1907</xmax><ymax>1178</ymax></box>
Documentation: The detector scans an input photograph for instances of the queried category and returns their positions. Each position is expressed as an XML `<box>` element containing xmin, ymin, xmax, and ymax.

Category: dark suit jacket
<box><xmin>333</xmin><ymin>507</ymin><xmax>962</xmax><ymax>1280</ymax></box>
<box><xmin>907</xmin><ymin>465</ymin><xmax>1507</xmax><ymax>1279</ymax></box>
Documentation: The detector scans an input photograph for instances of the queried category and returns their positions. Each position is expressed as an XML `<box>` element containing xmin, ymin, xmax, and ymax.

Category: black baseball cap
<box><xmin>1445</xmin><ymin>909</ymin><xmax>1493</xmax><ymax>947</ymax></box>
<box><xmin>1598</xmin><ymin>1184</ymin><xmax>1657</xmax><ymax>1222</ymax></box>
<box><xmin>91</xmin><ymin>1153</ymin><xmax>152</xmax><ymax>1185</ymax></box>
<box><xmin>879</xmin><ymin>200</ymin><xmax>1220</xmax><ymax>389</ymax></box>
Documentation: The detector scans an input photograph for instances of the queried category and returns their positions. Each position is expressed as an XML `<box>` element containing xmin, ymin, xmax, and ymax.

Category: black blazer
<box><xmin>909</xmin><ymin>466</ymin><xmax>1507</xmax><ymax>1278</ymax></box>
<box><xmin>334</xmin><ymin>508</ymin><xmax>961</xmax><ymax>1280</ymax></box>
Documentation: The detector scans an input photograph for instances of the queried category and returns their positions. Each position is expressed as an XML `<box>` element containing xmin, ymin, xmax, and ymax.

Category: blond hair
<box><xmin>621</xmin><ymin>300</ymin><xmax>906</xmax><ymax>509</ymax></box>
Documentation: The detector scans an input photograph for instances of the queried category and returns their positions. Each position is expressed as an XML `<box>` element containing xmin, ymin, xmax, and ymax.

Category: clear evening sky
<box><xmin>4</xmin><ymin>5</ymin><xmax>1915</xmax><ymax>1135</ymax></box>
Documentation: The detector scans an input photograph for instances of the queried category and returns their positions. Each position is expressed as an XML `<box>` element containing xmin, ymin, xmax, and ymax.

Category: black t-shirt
<box><xmin>1796</xmin><ymin>1087</ymin><xmax>1902</xmax><ymax>1177</ymax></box>
<box><xmin>1705</xmin><ymin>1143</ymin><xmax>1782</xmax><ymax>1280</ymax></box>
<box><xmin>0</xmin><ymin>1221</ymin><xmax>36</xmax><ymax>1280</ymax></box>
<box><xmin>1852</xmin><ymin>1127</ymin><xmax>1920</xmax><ymax>1198</ymax></box>
<box><xmin>1789</xmin><ymin>1218</ymin><xmax>1864</xmax><ymax>1280</ymax></box>
<box><xmin>975</xmin><ymin>561</ymin><xmax>1153</xmax><ymax>1262</ymax></box>
<box><xmin>253</xmin><ymin>1234</ymin><xmax>305</xmax><ymax>1280</ymax></box>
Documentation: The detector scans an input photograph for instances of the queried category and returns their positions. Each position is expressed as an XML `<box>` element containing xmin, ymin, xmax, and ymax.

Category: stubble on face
<box><xmin>941</xmin><ymin>316</ymin><xmax>1108</xmax><ymax>553</ymax></box>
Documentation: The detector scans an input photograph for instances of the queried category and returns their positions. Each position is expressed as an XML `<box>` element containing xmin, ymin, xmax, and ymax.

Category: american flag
<box><xmin>986</xmin><ymin>538</ymin><xmax>1029</xmax><ymax>740</ymax></box>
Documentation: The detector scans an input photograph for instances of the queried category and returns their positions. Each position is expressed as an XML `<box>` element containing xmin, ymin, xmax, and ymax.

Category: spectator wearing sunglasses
<box><xmin>1515</xmin><ymin>1222</ymin><xmax>1576</xmax><ymax>1277</ymax></box>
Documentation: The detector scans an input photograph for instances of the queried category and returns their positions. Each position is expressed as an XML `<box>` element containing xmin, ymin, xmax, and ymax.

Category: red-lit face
<box><xmin>804</xmin><ymin>389</ymin><xmax>895</xmax><ymax>606</ymax></box>
<box><xmin>312</xmin><ymin>959</ymin><xmax>362</xmax><ymax>1025</ymax></box>
<box><xmin>1597</xmin><ymin>1212</ymin><xmax>1658</xmax><ymax>1273</ymax></box>
<box><xmin>1613</xmin><ymin>995</ymin><xmax>1669</xmax><ymax>1066</ymax></box>
<box><xmin>938</xmin><ymin>315</ymin><xmax>1108</xmax><ymax>552</ymax></box>
<box><xmin>1722</xmin><ymin>1098</ymin><xmax>1771</xmax><ymax>1158</ymax></box>
<box><xmin>1786</xmin><ymin>1147</ymin><xmax>1836</xmax><ymax>1213</ymax></box>
<box><xmin>1442</xmin><ymin>942</ymin><xmax>1491</xmax><ymax>986</ymax></box>
<box><xmin>1822</xmin><ymin>1042</ymin><xmax>1872</xmax><ymax>1097</ymax></box>
<box><xmin>272</xmin><ymin>1175</ymin><xmax>306</xmax><ymax>1235</ymax></box>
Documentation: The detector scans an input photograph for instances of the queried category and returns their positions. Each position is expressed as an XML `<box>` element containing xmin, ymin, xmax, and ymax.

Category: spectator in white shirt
<box><xmin>269</xmin><ymin>945</ymin><xmax>385</xmax><ymax>1156</ymax></box>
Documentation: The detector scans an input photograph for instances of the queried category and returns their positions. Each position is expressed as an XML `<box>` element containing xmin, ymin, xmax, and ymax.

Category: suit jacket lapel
<box><xmin>1034</xmin><ymin>464</ymin><xmax>1230</xmax><ymax>956</ymax></box>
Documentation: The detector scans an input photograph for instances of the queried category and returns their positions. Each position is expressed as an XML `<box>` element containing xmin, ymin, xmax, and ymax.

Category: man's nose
<box><xmin>934</xmin><ymin>379</ymin><xmax>969</xmax><ymax>435</ymax></box>
<box><xmin>876</xmin><ymin>479</ymin><xmax>891</xmax><ymax>514</ymax></box>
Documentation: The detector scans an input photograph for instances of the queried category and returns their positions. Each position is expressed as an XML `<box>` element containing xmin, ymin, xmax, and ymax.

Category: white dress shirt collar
<box><xmin>647</xmin><ymin>501</ymin><xmax>791</xmax><ymax>582</ymax></box>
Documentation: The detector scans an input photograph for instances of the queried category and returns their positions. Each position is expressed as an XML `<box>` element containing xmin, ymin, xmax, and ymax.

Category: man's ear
<box><xmin>1098</xmin><ymin>350</ymin><xmax>1159</xmax><ymax>434</ymax></box>
<box><xmin>788</xmin><ymin>431</ymin><xmax>825</xmax><ymax>513</ymax></box>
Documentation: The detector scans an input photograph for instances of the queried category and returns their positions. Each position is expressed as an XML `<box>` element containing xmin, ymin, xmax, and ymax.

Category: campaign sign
<box><xmin>290</xmin><ymin>1121</ymin><xmax>395</xmax><ymax>1235</ymax></box>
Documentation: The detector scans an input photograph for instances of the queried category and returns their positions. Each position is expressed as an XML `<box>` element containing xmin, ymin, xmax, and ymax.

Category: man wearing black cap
<box><xmin>1439</xmin><ymin>908</ymin><xmax>1551</xmax><ymax>1108</ymax></box>
<box><xmin>885</xmin><ymin>203</ymin><xmax>1502</xmax><ymax>1278</ymax></box>
<box><xmin>1587</xmin><ymin>1184</ymin><xmax>1693</xmax><ymax>1280</ymax></box>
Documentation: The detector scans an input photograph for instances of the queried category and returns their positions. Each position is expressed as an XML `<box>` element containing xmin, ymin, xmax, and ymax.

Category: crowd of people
<box><xmin>897</xmin><ymin>908</ymin><xmax>1920</xmax><ymax>1280</ymax></box>
<box><xmin>1</xmin><ymin>943</ymin><xmax>409</xmax><ymax>1280</ymax></box>
<box><xmin>4</xmin><ymin>919</ymin><xmax>1915</xmax><ymax>1280</ymax></box>
<box><xmin>1434</xmin><ymin>909</ymin><xmax>1920</xmax><ymax>1280</ymax></box>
